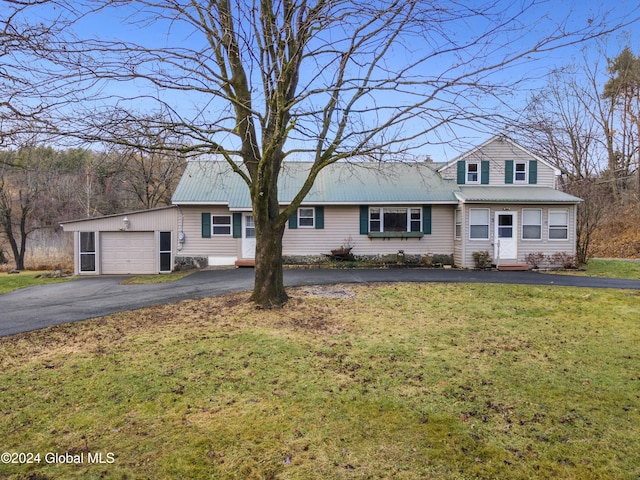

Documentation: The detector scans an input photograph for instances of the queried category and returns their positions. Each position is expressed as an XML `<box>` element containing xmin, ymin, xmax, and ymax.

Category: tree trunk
<box><xmin>249</xmin><ymin>218</ymin><xmax>288</xmax><ymax>308</ymax></box>
<box><xmin>1</xmin><ymin>209</ymin><xmax>25</xmax><ymax>270</ymax></box>
<box><xmin>6</xmin><ymin>228</ymin><xmax>25</xmax><ymax>270</ymax></box>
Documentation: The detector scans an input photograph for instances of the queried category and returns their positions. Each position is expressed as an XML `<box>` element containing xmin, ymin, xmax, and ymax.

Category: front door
<box><xmin>494</xmin><ymin>212</ymin><xmax>517</xmax><ymax>262</ymax></box>
<box><xmin>242</xmin><ymin>214</ymin><xmax>256</xmax><ymax>259</ymax></box>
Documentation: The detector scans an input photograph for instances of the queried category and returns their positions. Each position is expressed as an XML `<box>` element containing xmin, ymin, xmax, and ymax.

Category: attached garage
<box><xmin>60</xmin><ymin>206</ymin><xmax>179</xmax><ymax>275</ymax></box>
<box><xmin>101</xmin><ymin>232</ymin><xmax>156</xmax><ymax>274</ymax></box>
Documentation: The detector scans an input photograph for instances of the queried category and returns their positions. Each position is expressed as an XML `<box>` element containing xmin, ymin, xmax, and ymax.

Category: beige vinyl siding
<box><xmin>62</xmin><ymin>207</ymin><xmax>177</xmax><ymax>233</ymax></box>
<box><xmin>453</xmin><ymin>205</ymin><xmax>465</xmax><ymax>267</ymax></box>
<box><xmin>460</xmin><ymin>203</ymin><xmax>577</xmax><ymax>268</ymax></box>
<box><xmin>283</xmin><ymin>205</ymin><xmax>454</xmax><ymax>257</ymax></box>
<box><xmin>176</xmin><ymin>205</ymin><xmax>457</xmax><ymax>260</ymax></box>
<box><xmin>61</xmin><ymin>207</ymin><xmax>178</xmax><ymax>275</ymax></box>
<box><xmin>440</xmin><ymin>139</ymin><xmax>557</xmax><ymax>188</ymax></box>
<box><xmin>177</xmin><ymin>206</ymin><xmax>239</xmax><ymax>258</ymax></box>
<box><xmin>439</xmin><ymin>165</ymin><xmax>456</xmax><ymax>181</ymax></box>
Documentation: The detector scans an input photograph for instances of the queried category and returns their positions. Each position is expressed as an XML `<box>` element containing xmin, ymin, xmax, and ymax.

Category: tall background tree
<box><xmin>602</xmin><ymin>46</ymin><xmax>640</xmax><ymax>194</ymax></box>
<box><xmin>517</xmin><ymin>44</ymin><xmax>640</xmax><ymax>263</ymax></box>
<box><xmin>5</xmin><ymin>0</ymin><xmax>640</xmax><ymax>304</ymax></box>
<box><xmin>0</xmin><ymin>145</ymin><xmax>61</xmax><ymax>270</ymax></box>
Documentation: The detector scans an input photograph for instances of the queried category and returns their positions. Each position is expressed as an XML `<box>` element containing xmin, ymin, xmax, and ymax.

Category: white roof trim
<box><xmin>59</xmin><ymin>205</ymin><xmax>177</xmax><ymax>225</ymax></box>
<box><xmin>286</xmin><ymin>201</ymin><xmax>458</xmax><ymax>206</ymax></box>
<box><xmin>454</xmin><ymin>192</ymin><xmax>582</xmax><ymax>204</ymax></box>
<box><xmin>172</xmin><ymin>201</ymin><xmax>230</xmax><ymax>206</ymax></box>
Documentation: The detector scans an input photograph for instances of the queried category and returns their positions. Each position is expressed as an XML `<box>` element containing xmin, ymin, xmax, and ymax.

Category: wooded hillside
<box><xmin>0</xmin><ymin>146</ymin><xmax>185</xmax><ymax>270</ymax></box>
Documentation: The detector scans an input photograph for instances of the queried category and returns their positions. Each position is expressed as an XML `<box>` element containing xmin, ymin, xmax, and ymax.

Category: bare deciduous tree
<box><xmin>6</xmin><ymin>0</ymin><xmax>639</xmax><ymax>305</ymax></box>
<box><xmin>518</xmin><ymin>66</ymin><xmax>605</xmax><ymax>181</ymax></box>
<box><xmin>0</xmin><ymin>146</ymin><xmax>56</xmax><ymax>270</ymax></box>
<box><xmin>111</xmin><ymin>124</ymin><xmax>187</xmax><ymax>209</ymax></box>
<box><xmin>566</xmin><ymin>180</ymin><xmax>609</xmax><ymax>265</ymax></box>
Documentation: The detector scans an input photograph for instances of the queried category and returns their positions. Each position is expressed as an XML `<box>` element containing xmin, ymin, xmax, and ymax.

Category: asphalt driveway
<box><xmin>2</xmin><ymin>268</ymin><xmax>639</xmax><ymax>337</ymax></box>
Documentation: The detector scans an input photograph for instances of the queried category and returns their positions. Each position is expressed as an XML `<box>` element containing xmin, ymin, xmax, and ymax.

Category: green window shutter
<box><xmin>359</xmin><ymin>205</ymin><xmax>369</xmax><ymax>234</ymax></box>
<box><xmin>481</xmin><ymin>161</ymin><xmax>490</xmax><ymax>184</ymax></box>
<box><xmin>422</xmin><ymin>205</ymin><xmax>432</xmax><ymax>234</ymax></box>
<box><xmin>315</xmin><ymin>206</ymin><xmax>324</xmax><ymax>229</ymax></box>
<box><xmin>505</xmin><ymin>160</ymin><xmax>514</xmax><ymax>184</ymax></box>
<box><xmin>456</xmin><ymin>161</ymin><xmax>466</xmax><ymax>184</ymax></box>
<box><xmin>232</xmin><ymin>213</ymin><xmax>242</xmax><ymax>238</ymax></box>
<box><xmin>528</xmin><ymin>160</ymin><xmax>538</xmax><ymax>184</ymax></box>
<box><xmin>288</xmin><ymin>211</ymin><xmax>298</xmax><ymax>229</ymax></box>
<box><xmin>201</xmin><ymin>212</ymin><xmax>211</xmax><ymax>238</ymax></box>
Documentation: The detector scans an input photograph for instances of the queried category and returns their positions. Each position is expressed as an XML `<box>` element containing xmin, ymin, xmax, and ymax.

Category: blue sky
<box><xmin>10</xmin><ymin>0</ymin><xmax>640</xmax><ymax>161</ymax></box>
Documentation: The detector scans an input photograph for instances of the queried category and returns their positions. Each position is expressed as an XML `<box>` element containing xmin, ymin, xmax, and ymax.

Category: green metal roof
<box><xmin>172</xmin><ymin>161</ymin><xmax>582</xmax><ymax>208</ymax></box>
<box><xmin>456</xmin><ymin>186</ymin><xmax>582</xmax><ymax>203</ymax></box>
<box><xmin>172</xmin><ymin>161</ymin><xmax>459</xmax><ymax>208</ymax></box>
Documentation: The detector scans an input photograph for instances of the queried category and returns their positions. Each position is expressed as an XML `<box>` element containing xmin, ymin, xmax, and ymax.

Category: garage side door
<box><xmin>102</xmin><ymin>232</ymin><xmax>156</xmax><ymax>274</ymax></box>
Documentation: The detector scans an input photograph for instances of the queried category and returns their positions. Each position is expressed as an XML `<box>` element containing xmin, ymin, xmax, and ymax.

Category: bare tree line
<box><xmin>513</xmin><ymin>44</ymin><xmax>640</xmax><ymax>263</ymax></box>
<box><xmin>0</xmin><ymin>142</ymin><xmax>185</xmax><ymax>270</ymax></box>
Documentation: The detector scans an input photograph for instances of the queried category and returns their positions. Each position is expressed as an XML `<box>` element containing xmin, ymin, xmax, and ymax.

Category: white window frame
<box><xmin>514</xmin><ymin>161</ymin><xmax>528</xmax><ymax>183</ymax></box>
<box><xmin>79</xmin><ymin>231</ymin><xmax>96</xmax><ymax>272</ymax></box>
<box><xmin>409</xmin><ymin>208</ymin><xmax>421</xmax><ymax>232</ymax></box>
<box><xmin>466</xmin><ymin>162</ymin><xmax>480</xmax><ymax>184</ymax></box>
<box><xmin>454</xmin><ymin>209</ymin><xmax>462</xmax><ymax>239</ymax></box>
<box><xmin>521</xmin><ymin>208</ymin><xmax>542</xmax><ymax>240</ymax></box>
<box><xmin>469</xmin><ymin>208</ymin><xmax>490</xmax><ymax>240</ymax></box>
<box><xmin>369</xmin><ymin>207</ymin><xmax>421</xmax><ymax>233</ymax></box>
<box><xmin>298</xmin><ymin>207</ymin><xmax>315</xmax><ymax>228</ymax></box>
<box><xmin>211</xmin><ymin>215</ymin><xmax>232</xmax><ymax>236</ymax></box>
<box><xmin>548</xmin><ymin>209</ymin><xmax>569</xmax><ymax>240</ymax></box>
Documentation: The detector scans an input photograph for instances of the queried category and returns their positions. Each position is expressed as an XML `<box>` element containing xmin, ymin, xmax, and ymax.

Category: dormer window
<box><xmin>466</xmin><ymin>162</ymin><xmax>480</xmax><ymax>183</ymax></box>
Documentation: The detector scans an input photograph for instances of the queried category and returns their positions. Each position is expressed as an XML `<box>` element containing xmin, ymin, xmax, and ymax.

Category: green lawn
<box><xmin>575</xmin><ymin>259</ymin><xmax>640</xmax><ymax>279</ymax></box>
<box><xmin>1</xmin><ymin>283</ymin><xmax>638</xmax><ymax>479</ymax></box>
<box><xmin>0</xmin><ymin>271</ymin><xmax>73</xmax><ymax>295</ymax></box>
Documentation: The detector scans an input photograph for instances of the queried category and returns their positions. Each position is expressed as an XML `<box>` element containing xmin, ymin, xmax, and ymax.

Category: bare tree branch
<box><xmin>4</xmin><ymin>0</ymin><xmax>639</xmax><ymax>304</ymax></box>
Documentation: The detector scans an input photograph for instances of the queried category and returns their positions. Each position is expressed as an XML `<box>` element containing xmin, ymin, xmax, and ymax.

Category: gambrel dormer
<box><xmin>437</xmin><ymin>135</ymin><xmax>561</xmax><ymax>189</ymax></box>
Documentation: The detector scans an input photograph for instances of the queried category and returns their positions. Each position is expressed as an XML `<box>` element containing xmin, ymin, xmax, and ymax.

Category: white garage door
<box><xmin>101</xmin><ymin>232</ymin><xmax>156</xmax><ymax>274</ymax></box>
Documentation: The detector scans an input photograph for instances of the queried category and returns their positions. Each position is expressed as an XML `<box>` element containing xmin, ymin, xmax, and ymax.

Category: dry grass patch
<box><xmin>0</xmin><ymin>283</ymin><xmax>639</xmax><ymax>479</ymax></box>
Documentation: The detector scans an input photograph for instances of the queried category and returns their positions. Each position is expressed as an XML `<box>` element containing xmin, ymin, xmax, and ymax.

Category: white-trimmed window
<box><xmin>410</xmin><ymin>208</ymin><xmax>421</xmax><ymax>231</ymax></box>
<box><xmin>298</xmin><ymin>208</ymin><xmax>315</xmax><ymax>228</ymax></box>
<box><xmin>212</xmin><ymin>215</ymin><xmax>232</xmax><ymax>235</ymax></box>
<box><xmin>522</xmin><ymin>209</ymin><xmax>542</xmax><ymax>240</ymax></box>
<box><xmin>469</xmin><ymin>209</ymin><xmax>490</xmax><ymax>239</ymax></box>
<box><xmin>79</xmin><ymin>232</ymin><xmax>96</xmax><ymax>272</ymax></box>
<box><xmin>369</xmin><ymin>207</ymin><xmax>421</xmax><ymax>233</ymax></box>
<box><xmin>455</xmin><ymin>209</ymin><xmax>462</xmax><ymax>239</ymax></box>
<box><xmin>467</xmin><ymin>162</ymin><xmax>480</xmax><ymax>183</ymax></box>
<box><xmin>549</xmin><ymin>209</ymin><xmax>568</xmax><ymax>240</ymax></box>
<box><xmin>514</xmin><ymin>161</ymin><xmax>527</xmax><ymax>182</ymax></box>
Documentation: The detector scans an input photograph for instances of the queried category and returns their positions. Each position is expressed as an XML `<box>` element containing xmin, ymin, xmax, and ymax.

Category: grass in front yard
<box><xmin>0</xmin><ymin>283</ymin><xmax>638</xmax><ymax>479</ymax></box>
<box><xmin>0</xmin><ymin>271</ymin><xmax>73</xmax><ymax>294</ymax></box>
<box><xmin>579</xmin><ymin>259</ymin><xmax>640</xmax><ymax>279</ymax></box>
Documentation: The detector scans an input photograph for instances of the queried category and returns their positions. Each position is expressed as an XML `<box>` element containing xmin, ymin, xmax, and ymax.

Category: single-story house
<box><xmin>61</xmin><ymin>135</ymin><xmax>582</xmax><ymax>274</ymax></box>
